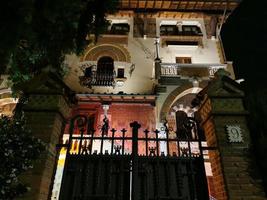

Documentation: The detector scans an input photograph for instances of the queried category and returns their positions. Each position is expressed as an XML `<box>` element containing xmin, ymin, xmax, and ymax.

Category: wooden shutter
<box><xmin>133</xmin><ymin>17</ymin><xmax>144</xmax><ymax>38</ymax></box>
<box><xmin>176</xmin><ymin>57</ymin><xmax>192</xmax><ymax>64</ymax></box>
<box><xmin>145</xmin><ymin>18</ymin><xmax>156</xmax><ymax>38</ymax></box>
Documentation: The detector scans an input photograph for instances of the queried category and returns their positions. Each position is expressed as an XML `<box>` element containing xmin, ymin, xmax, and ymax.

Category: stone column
<box><xmin>198</xmin><ymin>71</ymin><xmax>266</xmax><ymax>200</ymax></box>
<box><xmin>16</xmin><ymin>72</ymin><xmax>72</xmax><ymax>200</ymax></box>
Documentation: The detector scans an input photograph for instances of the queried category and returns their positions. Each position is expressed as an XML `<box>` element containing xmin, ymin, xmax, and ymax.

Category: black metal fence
<box><xmin>59</xmin><ymin>115</ymin><xmax>209</xmax><ymax>200</ymax></box>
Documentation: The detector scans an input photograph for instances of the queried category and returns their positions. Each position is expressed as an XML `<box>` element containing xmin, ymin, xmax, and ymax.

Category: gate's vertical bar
<box><xmin>130</xmin><ymin>121</ymin><xmax>141</xmax><ymax>200</ymax></box>
<box><xmin>187</xmin><ymin>118</ymin><xmax>198</xmax><ymax>200</ymax></box>
<box><xmin>144</xmin><ymin>129</ymin><xmax>149</xmax><ymax>156</ymax></box>
<box><xmin>89</xmin><ymin>129</ymin><xmax>95</xmax><ymax>155</ymax></box>
<box><xmin>165</xmin><ymin>126</ymin><xmax>170</xmax><ymax>156</ymax></box>
<box><xmin>118</xmin><ymin>159</ymin><xmax>124</xmax><ymax>200</ymax></box>
<box><xmin>100</xmin><ymin>127</ymin><xmax>104</xmax><ymax>154</ymax></box>
<box><xmin>77</xmin><ymin>116</ymin><xmax>87</xmax><ymax>155</ymax></box>
<box><xmin>154</xmin><ymin>129</ymin><xmax>160</xmax><ymax>156</ymax></box>
<box><xmin>196</xmin><ymin>120</ymin><xmax>204</xmax><ymax>158</ymax></box>
<box><xmin>122</xmin><ymin>128</ymin><xmax>127</xmax><ymax>155</ymax></box>
<box><xmin>176</xmin><ymin>135</ymin><xmax>181</xmax><ymax>157</ymax></box>
<box><xmin>59</xmin><ymin>115</ymin><xmax>87</xmax><ymax>200</ymax></box>
<box><xmin>111</xmin><ymin>128</ymin><xmax>116</xmax><ymax>154</ymax></box>
<box><xmin>78</xmin><ymin>128</ymin><xmax>84</xmax><ymax>155</ymax></box>
<box><xmin>66</xmin><ymin>116</ymin><xmax>75</xmax><ymax>155</ymax></box>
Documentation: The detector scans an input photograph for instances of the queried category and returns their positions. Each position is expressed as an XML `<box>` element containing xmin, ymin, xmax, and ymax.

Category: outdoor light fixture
<box><xmin>154</xmin><ymin>37</ymin><xmax>161</xmax><ymax>61</ymax></box>
<box><xmin>116</xmin><ymin>80</ymin><xmax>125</xmax><ymax>87</ymax></box>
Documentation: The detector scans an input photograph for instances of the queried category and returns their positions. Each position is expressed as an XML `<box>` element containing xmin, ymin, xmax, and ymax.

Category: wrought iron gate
<box><xmin>59</xmin><ymin>115</ymin><xmax>209</xmax><ymax>200</ymax></box>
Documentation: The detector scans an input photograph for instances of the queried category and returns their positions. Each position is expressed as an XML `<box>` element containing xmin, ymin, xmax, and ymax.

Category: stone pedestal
<box><xmin>15</xmin><ymin>72</ymin><xmax>72</xmax><ymax>200</ymax></box>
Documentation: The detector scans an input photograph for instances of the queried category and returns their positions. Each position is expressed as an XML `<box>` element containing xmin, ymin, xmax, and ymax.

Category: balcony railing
<box><xmin>160</xmin><ymin>63</ymin><xmax>227</xmax><ymax>78</ymax></box>
<box><xmin>79</xmin><ymin>71</ymin><xmax>116</xmax><ymax>88</ymax></box>
<box><xmin>160</xmin><ymin>35</ymin><xmax>203</xmax><ymax>47</ymax></box>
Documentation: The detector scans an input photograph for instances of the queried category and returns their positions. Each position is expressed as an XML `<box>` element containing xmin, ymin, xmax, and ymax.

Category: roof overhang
<box><xmin>118</xmin><ymin>0</ymin><xmax>242</xmax><ymax>13</ymax></box>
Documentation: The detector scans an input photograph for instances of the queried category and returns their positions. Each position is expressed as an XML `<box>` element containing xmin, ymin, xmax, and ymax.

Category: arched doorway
<box><xmin>163</xmin><ymin>87</ymin><xmax>216</xmax><ymax>199</ymax></box>
<box><xmin>97</xmin><ymin>56</ymin><xmax>114</xmax><ymax>77</ymax></box>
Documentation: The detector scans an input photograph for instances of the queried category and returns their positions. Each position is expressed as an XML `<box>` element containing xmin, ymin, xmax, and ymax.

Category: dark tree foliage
<box><xmin>0</xmin><ymin>1</ymin><xmax>118</xmax><ymax>199</ymax></box>
<box><xmin>0</xmin><ymin>114</ymin><xmax>45</xmax><ymax>199</ymax></box>
<box><xmin>0</xmin><ymin>0</ymin><xmax>118</xmax><ymax>85</ymax></box>
<box><xmin>221</xmin><ymin>0</ymin><xmax>267</xmax><ymax>193</ymax></box>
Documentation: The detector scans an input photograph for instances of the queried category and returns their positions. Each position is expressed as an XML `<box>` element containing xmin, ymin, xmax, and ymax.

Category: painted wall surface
<box><xmin>69</xmin><ymin>103</ymin><xmax>156</xmax><ymax>132</ymax></box>
<box><xmin>64</xmin><ymin>16</ymin><xmax>222</xmax><ymax>95</ymax></box>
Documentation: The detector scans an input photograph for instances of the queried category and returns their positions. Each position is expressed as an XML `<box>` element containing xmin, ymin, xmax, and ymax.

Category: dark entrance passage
<box><xmin>59</xmin><ymin>115</ymin><xmax>209</xmax><ymax>200</ymax></box>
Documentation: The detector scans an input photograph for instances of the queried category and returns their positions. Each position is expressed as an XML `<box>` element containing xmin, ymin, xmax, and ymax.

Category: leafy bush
<box><xmin>0</xmin><ymin>115</ymin><xmax>45</xmax><ymax>200</ymax></box>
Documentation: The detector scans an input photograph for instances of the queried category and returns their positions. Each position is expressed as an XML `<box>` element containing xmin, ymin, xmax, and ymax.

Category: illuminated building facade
<box><xmin>1</xmin><ymin>1</ymin><xmax>266</xmax><ymax>200</ymax></box>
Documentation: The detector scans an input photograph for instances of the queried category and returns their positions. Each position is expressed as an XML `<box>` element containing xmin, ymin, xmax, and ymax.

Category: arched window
<box><xmin>97</xmin><ymin>56</ymin><xmax>114</xmax><ymax>75</ymax></box>
<box><xmin>80</xmin><ymin>57</ymin><xmax>115</xmax><ymax>87</ymax></box>
<box><xmin>96</xmin><ymin>56</ymin><xmax>115</xmax><ymax>86</ymax></box>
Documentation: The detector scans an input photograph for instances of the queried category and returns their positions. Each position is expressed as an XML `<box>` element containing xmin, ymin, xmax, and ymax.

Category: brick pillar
<box><xmin>16</xmin><ymin>72</ymin><xmax>72</xmax><ymax>200</ymax></box>
<box><xmin>198</xmin><ymin>71</ymin><xmax>266</xmax><ymax>200</ymax></box>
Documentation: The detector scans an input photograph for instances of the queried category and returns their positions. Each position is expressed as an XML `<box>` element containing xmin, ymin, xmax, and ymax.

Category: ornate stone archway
<box><xmin>82</xmin><ymin>44</ymin><xmax>131</xmax><ymax>63</ymax></box>
<box><xmin>160</xmin><ymin>83</ymin><xmax>204</xmax><ymax>122</ymax></box>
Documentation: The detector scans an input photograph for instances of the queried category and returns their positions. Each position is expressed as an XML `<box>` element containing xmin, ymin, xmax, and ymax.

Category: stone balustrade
<box><xmin>160</xmin><ymin>63</ymin><xmax>227</xmax><ymax>78</ymax></box>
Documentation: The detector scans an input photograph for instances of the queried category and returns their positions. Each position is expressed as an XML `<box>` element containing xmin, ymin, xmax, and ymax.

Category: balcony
<box><xmin>79</xmin><ymin>57</ymin><xmax>117</xmax><ymax>88</ymax></box>
<box><xmin>160</xmin><ymin>25</ymin><xmax>203</xmax><ymax>47</ymax></box>
<box><xmin>160</xmin><ymin>63</ymin><xmax>227</xmax><ymax>78</ymax></box>
<box><xmin>89</xmin><ymin>23</ymin><xmax>130</xmax><ymax>45</ymax></box>
<box><xmin>108</xmin><ymin>23</ymin><xmax>130</xmax><ymax>35</ymax></box>
<box><xmin>79</xmin><ymin>71</ymin><xmax>116</xmax><ymax>88</ymax></box>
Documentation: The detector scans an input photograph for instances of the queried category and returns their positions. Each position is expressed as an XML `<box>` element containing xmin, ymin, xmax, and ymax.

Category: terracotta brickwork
<box><xmin>199</xmin><ymin>97</ymin><xmax>228</xmax><ymax>200</ymax></box>
<box><xmin>198</xmin><ymin>74</ymin><xmax>267</xmax><ymax>200</ymax></box>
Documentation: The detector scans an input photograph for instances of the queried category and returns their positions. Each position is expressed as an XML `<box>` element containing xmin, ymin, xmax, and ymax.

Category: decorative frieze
<box><xmin>82</xmin><ymin>44</ymin><xmax>131</xmax><ymax>63</ymax></box>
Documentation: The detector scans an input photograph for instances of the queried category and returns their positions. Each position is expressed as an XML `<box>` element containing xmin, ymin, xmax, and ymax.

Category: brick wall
<box><xmin>16</xmin><ymin>92</ymin><xmax>71</xmax><ymax>200</ymax></box>
<box><xmin>199</xmin><ymin>97</ymin><xmax>228</xmax><ymax>200</ymax></box>
<box><xmin>198</xmin><ymin>75</ymin><xmax>267</xmax><ymax>200</ymax></box>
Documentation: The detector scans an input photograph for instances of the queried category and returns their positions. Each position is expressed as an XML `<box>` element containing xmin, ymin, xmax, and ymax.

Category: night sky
<box><xmin>221</xmin><ymin>0</ymin><xmax>267</xmax><ymax>82</ymax></box>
